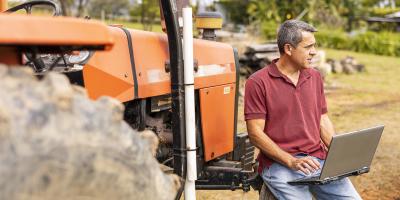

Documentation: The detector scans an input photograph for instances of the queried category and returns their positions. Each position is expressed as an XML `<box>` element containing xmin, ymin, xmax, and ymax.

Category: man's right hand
<box><xmin>247</xmin><ymin>119</ymin><xmax>321</xmax><ymax>175</ymax></box>
<box><xmin>288</xmin><ymin>156</ymin><xmax>320</xmax><ymax>175</ymax></box>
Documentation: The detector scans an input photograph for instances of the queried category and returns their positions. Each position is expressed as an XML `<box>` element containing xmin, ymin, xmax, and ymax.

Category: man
<box><xmin>244</xmin><ymin>20</ymin><xmax>361</xmax><ymax>199</ymax></box>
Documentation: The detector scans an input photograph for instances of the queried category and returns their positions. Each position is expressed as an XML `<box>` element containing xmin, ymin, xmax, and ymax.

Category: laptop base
<box><xmin>287</xmin><ymin>167</ymin><xmax>369</xmax><ymax>186</ymax></box>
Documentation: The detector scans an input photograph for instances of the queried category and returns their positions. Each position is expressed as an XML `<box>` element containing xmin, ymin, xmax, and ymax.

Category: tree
<box><xmin>88</xmin><ymin>0</ymin><xmax>130</xmax><ymax>19</ymax></box>
<box><xmin>245</xmin><ymin>0</ymin><xmax>373</xmax><ymax>30</ymax></box>
<box><xmin>56</xmin><ymin>0</ymin><xmax>90</xmax><ymax>17</ymax></box>
<box><xmin>57</xmin><ymin>0</ymin><xmax>74</xmax><ymax>16</ymax></box>
<box><xmin>131</xmin><ymin>0</ymin><xmax>160</xmax><ymax>31</ymax></box>
<box><xmin>216</xmin><ymin>0</ymin><xmax>250</xmax><ymax>25</ymax></box>
<box><xmin>76</xmin><ymin>0</ymin><xmax>91</xmax><ymax>17</ymax></box>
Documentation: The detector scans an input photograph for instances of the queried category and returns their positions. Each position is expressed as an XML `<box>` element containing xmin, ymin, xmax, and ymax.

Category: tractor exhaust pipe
<box><xmin>160</xmin><ymin>0</ymin><xmax>186</xmax><ymax>179</ymax></box>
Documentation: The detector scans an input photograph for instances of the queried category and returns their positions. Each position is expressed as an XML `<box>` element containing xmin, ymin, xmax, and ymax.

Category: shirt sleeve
<box><xmin>244</xmin><ymin>77</ymin><xmax>267</xmax><ymax>120</ymax></box>
<box><xmin>318</xmin><ymin>73</ymin><xmax>328</xmax><ymax>114</ymax></box>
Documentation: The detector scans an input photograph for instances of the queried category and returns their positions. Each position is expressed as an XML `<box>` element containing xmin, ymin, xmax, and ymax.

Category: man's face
<box><xmin>289</xmin><ymin>31</ymin><xmax>317</xmax><ymax>69</ymax></box>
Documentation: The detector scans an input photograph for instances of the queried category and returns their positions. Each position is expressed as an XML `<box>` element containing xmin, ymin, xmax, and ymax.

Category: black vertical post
<box><xmin>160</xmin><ymin>0</ymin><xmax>186</xmax><ymax>178</ymax></box>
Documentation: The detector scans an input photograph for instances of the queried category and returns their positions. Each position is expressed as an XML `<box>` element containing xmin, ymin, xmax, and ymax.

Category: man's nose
<box><xmin>310</xmin><ymin>47</ymin><xmax>317</xmax><ymax>56</ymax></box>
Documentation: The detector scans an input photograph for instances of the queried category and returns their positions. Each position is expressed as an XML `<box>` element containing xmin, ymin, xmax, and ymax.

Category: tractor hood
<box><xmin>0</xmin><ymin>14</ymin><xmax>114</xmax><ymax>51</ymax></box>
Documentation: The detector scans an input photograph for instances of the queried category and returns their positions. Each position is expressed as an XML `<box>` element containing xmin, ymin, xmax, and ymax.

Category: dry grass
<box><xmin>323</xmin><ymin>49</ymin><xmax>400</xmax><ymax>200</ymax></box>
<box><xmin>197</xmin><ymin>49</ymin><xmax>400</xmax><ymax>199</ymax></box>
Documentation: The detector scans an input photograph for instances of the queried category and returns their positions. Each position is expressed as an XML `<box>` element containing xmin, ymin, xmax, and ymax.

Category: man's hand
<box><xmin>247</xmin><ymin>119</ymin><xmax>321</xmax><ymax>175</ymax></box>
<box><xmin>288</xmin><ymin>156</ymin><xmax>320</xmax><ymax>175</ymax></box>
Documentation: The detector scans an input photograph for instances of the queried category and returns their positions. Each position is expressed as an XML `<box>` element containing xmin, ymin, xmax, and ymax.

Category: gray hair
<box><xmin>277</xmin><ymin>20</ymin><xmax>317</xmax><ymax>54</ymax></box>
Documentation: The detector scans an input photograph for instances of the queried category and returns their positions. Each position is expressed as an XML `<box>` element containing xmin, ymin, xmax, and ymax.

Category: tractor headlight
<box><xmin>68</xmin><ymin>50</ymin><xmax>91</xmax><ymax>64</ymax></box>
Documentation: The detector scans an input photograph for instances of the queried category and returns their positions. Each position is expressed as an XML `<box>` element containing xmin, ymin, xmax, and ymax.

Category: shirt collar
<box><xmin>267</xmin><ymin>59</ymin><xmax>312</xmax><ymax>85</ymax></box>
<box><xmin>267</xmin><ymin>59</ymin><xmax>283</xmax><ymax>78</ymax></box>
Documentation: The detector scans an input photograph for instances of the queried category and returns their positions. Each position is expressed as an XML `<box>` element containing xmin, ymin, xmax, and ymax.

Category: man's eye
<box><xmin>305</xmin><ymin>44</ymin><xmax>317</xmax><ymax>49</ymax></box>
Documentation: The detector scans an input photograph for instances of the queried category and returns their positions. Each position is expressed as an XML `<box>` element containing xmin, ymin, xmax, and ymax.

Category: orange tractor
<box><xmin>0</xmin><ymin>0</ymin><xmax>264</xmax><ymax>197</ymax></box>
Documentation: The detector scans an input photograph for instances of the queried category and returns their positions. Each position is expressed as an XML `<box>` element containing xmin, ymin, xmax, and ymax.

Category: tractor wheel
<box><xmin>0</xmin><ymin>64</ymin><xmax>179</xmax><ymax>200</ymax></box>
<box><xmin>259</xmin><ymin>183</ymin><xmax>277</xmax><ymax>200</ymax></box>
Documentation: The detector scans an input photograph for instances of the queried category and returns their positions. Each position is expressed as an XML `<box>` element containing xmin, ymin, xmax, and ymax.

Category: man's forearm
<box><xmin>320</xmin><ymin>114</ymin><xmax>335</xmax><ymax>147</ymax></box>
<box><xmin>246</xmin><ymin>119</ymin><xmax>321</xmax><ymax>173</ymax></box>
<box><xmin>248</xmin><ymin>126</ymin><xmax>294</xmax><ymax>167</ymax></box>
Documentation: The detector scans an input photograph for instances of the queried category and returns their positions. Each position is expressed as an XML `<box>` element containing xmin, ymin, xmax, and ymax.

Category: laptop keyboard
<box><xmin>296</xmin><ymin>175</ymin><xmax>320</xmax><ymax>182</ymax></box>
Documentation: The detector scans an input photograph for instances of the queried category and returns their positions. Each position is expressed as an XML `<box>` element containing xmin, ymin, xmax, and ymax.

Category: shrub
<box><xmin>369</xmin><ymin>7</ymin><xmax>400</xmax><ymax>17</ymax></box>
<box><xmin>315</xmin><ymin>30</ymin><xmax>400</xmax><ymax>57</ymax></box>
<box><xmin>261</xmin><ymin>20</ymin><xmax>279</xmax><ymax>40</ymax></box>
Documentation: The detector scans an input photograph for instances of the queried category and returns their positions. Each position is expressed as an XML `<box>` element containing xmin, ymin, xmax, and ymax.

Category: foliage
<box><xmin>216</xmin><ymin>0</ymin><xmax>250</xmax><ymax>25</ymax></box>
<box><xmin>7</xmin><ymin>1</ymin><xmax>21</xmax><ymax>8</ymax></box>
<box><xmin>53</xmin><ymin>0</ymin><xmax>131</xmax><ymax>18</ymax></box>
<box><xmin>88</xmin><ymin>0</ymin><xmax>129</xmax><ymax>19</ymax></box>
<box><xmin>369</xmin><ymin>7</ymin><xmax>400</xmax><ymax>16</ymax></box>
<box><xmin>244</xmin><ymin>0</ymin><xmax>350</xmax><ymax>38</ymax></box>
<box><xmin>308</xmin><ymin>1</ymin><xmax>345</xmax><ymax>28</ymax></box>
<box><xmin>316</xmin><ymin>29</ymin><xmax>400</xmax><ymax>56</ymax></box>
<box><xmin>55</xmin><ymin>0</ymin><xmax>72</xmax><ymax>16</ymax></box>
<box><xmin>105</xmin><ymin>19</ymin><xmax>163</xmax><ymax>33</ymax></box>
<box><xmin>130</xmin><ymin>0</ymin><xmax>160</xmax><ymax>31</ymax></box>
<box><xmin>244</xmin><ymin>0</ymin><xmax>399</xmax><ymax>34</ymax></box>
<box><xmin>246</xmin><ymin>0</ymin><xmax>277</xmax><ymax>23</ymax></box>
<box><xmin>260</xmin><ymin>20</ymin><xmax>279</xmax><ymax>40</ymax></box>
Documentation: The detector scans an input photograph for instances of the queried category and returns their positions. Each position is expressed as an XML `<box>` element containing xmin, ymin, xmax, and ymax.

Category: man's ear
<box><xmin>284</xmin><ymin>44</ymin><xmax>292</xmax><ymax>56</ymax></box>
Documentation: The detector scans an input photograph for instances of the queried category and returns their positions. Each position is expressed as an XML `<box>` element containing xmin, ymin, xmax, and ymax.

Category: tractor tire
<box><xmin>259</xmin><ymin>183</ymin><xmax>277</xmax><ymax>200</ymax></box>
<box><xmin>0</xmin><ymin>64</ymin><xmax>179</xmax><ymax>200</ymax></box>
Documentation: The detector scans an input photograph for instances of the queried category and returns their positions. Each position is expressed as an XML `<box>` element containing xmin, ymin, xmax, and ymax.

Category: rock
<box><xmin>342</xmin><ymin>56</ymin><xmax>354</xmax><ymax>65</ymax></box>
<box><xmin>342</xmin><ymin>63</ymin><xmax>356</xmax><ymax>74</ymax></box>
<box><xmin>0</xmin><ymin>65</ymin><xmax>179</xmax><ymax>200</ymax></box>
<box><xmin>354</xmin><ymin>64</ymin><xmax>366</xmax><ymax>72</ymax></box>
<box><xmin>332</xmin><ymin>60</ymin><xmax>343</xmax><ymax>73</ymax></box>
<box><xmin>315</xmin><ymin>63</ymin><xmax>332</xmax><ymax>79</ymax></box>
<box><xmin>328</xmin><ymin>56</ymin><xmax>365</xmax><ymax>74</ymax></box>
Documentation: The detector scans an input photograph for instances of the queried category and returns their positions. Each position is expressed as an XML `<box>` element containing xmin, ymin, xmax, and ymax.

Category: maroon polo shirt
<box><xmin>244</xmin><ymin>60</ymin><xmax>328</xmax><ymax>173</ymax></box>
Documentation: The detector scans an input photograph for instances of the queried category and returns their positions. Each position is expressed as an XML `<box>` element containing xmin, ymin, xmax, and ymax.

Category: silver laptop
<box><xmin>288</xmin><ymin>125</ymin><xmax>384</xmax><ymax>185</ymax></box>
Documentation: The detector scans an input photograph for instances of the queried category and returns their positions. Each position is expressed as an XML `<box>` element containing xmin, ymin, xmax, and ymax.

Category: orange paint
<box><xmin>83</xmin><ymin>28</ymin><xmax>237</xmax><ymax>102</ymax></box>
<box><xmin>0</xmin><ymin>14</ymin><xmax>113</xmax><ymax>49</ymax></box>
<box><xmin>83</xmin><ymin>27</ymin><xmax>134</xmax><ymax>101</ymax></box>
<box><xmin>199</xmin><ymin>84</ymin><xmax>236</xmax><ymax>161</ymax></box>
<box><xmin>0</xmin><ymin>0</ymin><xmax>7</xmax><ymax>12</ymax></box>
<box><xmin>130</xmin><ymin>29</ymin><xmax>236</xmax><ymax>98</ymax></box>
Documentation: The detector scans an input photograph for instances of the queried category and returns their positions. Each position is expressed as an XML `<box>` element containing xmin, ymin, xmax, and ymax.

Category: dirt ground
<box><xmin>197</xmin><ymin>49</ymin><xmax>400</xmax><ymax>199</ymax></box>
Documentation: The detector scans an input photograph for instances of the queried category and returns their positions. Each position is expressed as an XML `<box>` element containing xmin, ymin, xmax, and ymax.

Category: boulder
<box><xmin>0</xmin><ymin>65</ymin><xmax>179</xmax><ymax>200</ymax></box>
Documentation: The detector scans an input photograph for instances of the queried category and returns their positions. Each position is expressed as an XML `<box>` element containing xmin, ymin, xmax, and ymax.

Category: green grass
<box><xmin>321</xmin><ymin>49</ymin><xmax>400</xmax><ymax>199</ymax></box>
<box><xmin>325</xmin><ymin>49</ymin><xmax>400</xmax><ymax>93</ymax></box>
<box><xmin>322</xmin><ymin>48</ymin><xmax>400</xmax><ymax>131</ymax></box>
<box><xmin>104</xmin><ymin>20</ymin><xmax>163</xmax><ymax>33</ymax></box>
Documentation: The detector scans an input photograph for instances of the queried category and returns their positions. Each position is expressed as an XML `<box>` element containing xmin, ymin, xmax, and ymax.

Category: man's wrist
<box><xmin>283</xmin><ymin>154</ymin><xmax>296</xmax><ymax>168</ymax></box>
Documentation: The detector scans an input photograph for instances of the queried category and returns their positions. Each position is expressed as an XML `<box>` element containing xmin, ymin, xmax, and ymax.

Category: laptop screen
<box><xmin>319</xmin><ymin>125</ymin><xmax>384</xmax><ymax>180</ymax></box>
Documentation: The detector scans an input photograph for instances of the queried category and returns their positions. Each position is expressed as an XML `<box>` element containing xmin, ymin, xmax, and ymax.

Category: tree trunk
<box><xmin>58</xmin><ymin>0</ymin><xmax>70</xmax><ymax>16</ymax></box>
<box><xmin>76</xmin><ymin>0</ymin><xmax>90</xmax><ymax>17</ymax></box>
